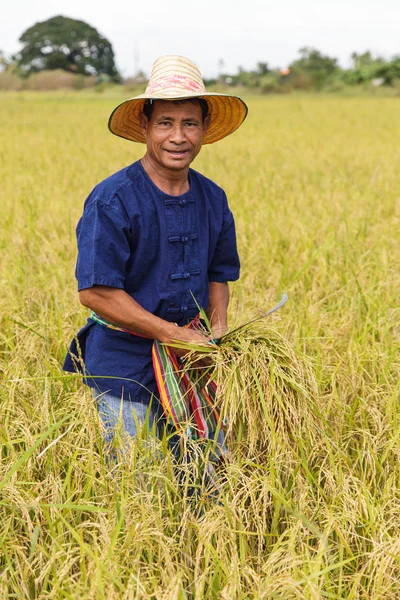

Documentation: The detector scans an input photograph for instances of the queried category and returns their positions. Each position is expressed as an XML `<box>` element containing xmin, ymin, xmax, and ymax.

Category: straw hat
<box><xmin>108</xmin><ymin>55</ymin><xmax>248</xmax><ymax>145</ymax></box>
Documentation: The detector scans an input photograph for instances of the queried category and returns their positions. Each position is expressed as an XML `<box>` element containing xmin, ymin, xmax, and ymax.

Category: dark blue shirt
<box><xmin>63</xmin><ymin>160</ymin><xmax>240</xmax><ymax>403</ymax></box>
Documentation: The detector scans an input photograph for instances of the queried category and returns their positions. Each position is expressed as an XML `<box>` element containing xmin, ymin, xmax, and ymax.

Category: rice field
<box><xmin>1</xmin><ymin>91</ymin><xmax>400</xmax><ymax>599</ymax></box>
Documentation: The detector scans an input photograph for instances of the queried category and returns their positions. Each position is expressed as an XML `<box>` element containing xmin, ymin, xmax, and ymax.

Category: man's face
<box><xmin>140</xmin><ymin>100</ymin><xmax>209</xmax><ymax>172</ymax></box>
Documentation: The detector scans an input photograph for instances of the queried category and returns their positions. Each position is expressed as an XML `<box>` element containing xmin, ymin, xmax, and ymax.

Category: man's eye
<box><xmin>159</xmin><ymin>121</ymin><xmax>171</xmax><ymax>126</ymax></box>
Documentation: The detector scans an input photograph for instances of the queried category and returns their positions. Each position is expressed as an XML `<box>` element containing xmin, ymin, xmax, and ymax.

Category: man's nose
<box><xmin>169</xmin><ymin>125</ymin><xmax>186</xmax><ymax>143</ymax></box>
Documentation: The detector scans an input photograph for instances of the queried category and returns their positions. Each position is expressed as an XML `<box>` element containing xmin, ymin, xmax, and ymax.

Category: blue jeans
<box><xmin>93</xmin><ymin>390</ymin><xmax>228</xmax><ymax>501</ymax></box>
<box><xmin>93</xmin><ymin>390</ymin><xmax>228</xmax><ymax>460</ymax></box>
<box><xmin>94</xmin><ymin>390</ymin><xmax>160</xmax><ymax>444</ymax></box>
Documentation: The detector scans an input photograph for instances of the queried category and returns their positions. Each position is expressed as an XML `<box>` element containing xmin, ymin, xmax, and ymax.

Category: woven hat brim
<box><xmin>108</xmin><ymin>93</ymin><xmax>248</xmax><ymax>144</ymax></box>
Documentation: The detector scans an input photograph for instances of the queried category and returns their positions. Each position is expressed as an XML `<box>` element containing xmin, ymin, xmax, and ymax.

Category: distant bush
<box><xmin>0</xmin><ymin>69</ymin><xmax>97</xmax><ymax>91</ymax></box>
<box><xmin>322</xmin><ymin>79</ymin><xmax>347</xmax><ymax>93</ymax></box>
<box><xmin>72</xmin><ymin>74</ymin><xmax>87</xmax><ymax>91</ymax></box>
<box><xmin>390</xmin><ymin>78</ymin><xmax>400</xmax><ymax>96</ymax></box>
<box><xmin>259</xmin><ymin>74</ymin><xmax>284</xmax><ymax>94</ymax></box>
<box><xmin>0</xmin><ymin>71</ymin><xmax>23</xmax><ymax>91</ymax></box>
<box><xmin>123</xmin><ymin>79</ymin><xmax>148</xmax><ymax>95</ymax></box>
<box><xmin>291</xmin><ymin>72</ymin><xmax>315</xmax><ymax>91</ymax></box>
<box><xmin>23</xmin><ymin>70</ymin><xmax>96</xmax><ymax>91</ymax></box>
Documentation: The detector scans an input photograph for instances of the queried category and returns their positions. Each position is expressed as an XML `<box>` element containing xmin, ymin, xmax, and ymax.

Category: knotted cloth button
<box><xmin>180</xmin><ymin>198</ymin><xmax>187</xmax><ymax>206</ymax></box>
<box><xmin>184</xmin><ymin>272</ymin><xmax>190</xmax><ymax>279</ymax></box>
<box><xmin>182</xmin><ymin>236</ymin><xmax>189</xmax><ymax>242</ymax></box>
<box><xmin>181</xmin><ymin>305</ymin><xmax>188</xmax><ymax>312</ymax></box>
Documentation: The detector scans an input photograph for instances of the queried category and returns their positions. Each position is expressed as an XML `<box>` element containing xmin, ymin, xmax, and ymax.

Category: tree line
<box><xmin>211</xmin><ymin>48</ymin><xmax>400</xmax><ymax>93</ymax></box>
<box><xmin>1</xmin><ymin>16</ymin><xmax>400</xmax><ymax>93</ymax></box>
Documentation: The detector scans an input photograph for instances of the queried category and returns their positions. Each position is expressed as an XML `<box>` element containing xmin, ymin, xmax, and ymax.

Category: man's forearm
<box><xmin>79</xmin><ymin>286</ymin><xmax>176</xmax><ymax>342</ymax></box>
<box><xmin>206</xmin><ymin>281</ymin><xmax>230</xmax><ymax>338</ymax></box>
<box><xmin>79</xmin><ymin>286</ymin><xmax>208</xmax><ymax>346</ymax></box>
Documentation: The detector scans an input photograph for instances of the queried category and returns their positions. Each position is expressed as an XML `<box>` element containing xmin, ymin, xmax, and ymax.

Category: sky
<box><xmin>2</xmin><ymin>0</ymin><xmax>400</xmax><ymax>78</ymax></box>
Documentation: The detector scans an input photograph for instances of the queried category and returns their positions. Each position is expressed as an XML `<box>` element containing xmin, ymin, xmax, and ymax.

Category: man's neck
<box><xmin>141</xmin><ymin>154</ymin><xmax>190</xmax><ymax>196</ymax></box>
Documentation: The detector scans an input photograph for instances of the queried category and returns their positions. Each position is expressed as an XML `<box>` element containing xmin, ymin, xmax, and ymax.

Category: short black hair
<box><xmin>143</xmin><ymin>98</ymin><xmax>209</xmax><ymax>122</ymax></box>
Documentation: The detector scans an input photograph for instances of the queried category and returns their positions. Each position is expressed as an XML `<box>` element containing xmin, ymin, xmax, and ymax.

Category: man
<box><xmin>63</xmin><ymin>55</ymin><xmax>247</xmax><ymax>444</ymax></box>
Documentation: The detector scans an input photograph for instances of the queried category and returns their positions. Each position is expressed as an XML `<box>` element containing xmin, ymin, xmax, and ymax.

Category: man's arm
<box><xmin>79</xmin><ymin>286</ymin><xmax>210</xmax><ymax>350</ymax></box>
<box><xmin>206</xmin><ymin>281</ymin><xmax>230</xmax><ymax>339</ymax></box>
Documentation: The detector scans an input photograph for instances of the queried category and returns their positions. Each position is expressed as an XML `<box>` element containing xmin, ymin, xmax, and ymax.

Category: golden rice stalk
<box><xmin>212</xmin><ymin>323</ymin><xmax>321</xmax><ymax>464</ymax></box>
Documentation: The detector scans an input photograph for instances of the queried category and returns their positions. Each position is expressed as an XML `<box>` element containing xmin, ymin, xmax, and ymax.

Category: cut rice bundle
<box><xmin>213</xmin><ymin>323</ymin><xmax>321</xmax><ymax>463</ymax></box>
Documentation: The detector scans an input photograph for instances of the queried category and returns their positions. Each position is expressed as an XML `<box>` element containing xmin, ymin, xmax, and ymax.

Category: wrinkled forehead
<box><xmin>152</xmin><ymin>98</ymin><xmax>201</xmax><ymax>108</ymax></box>
<box><xmin>148</xmin><ymin>98</ymin><xmax>204</xmax><ymax>117</ymax></box>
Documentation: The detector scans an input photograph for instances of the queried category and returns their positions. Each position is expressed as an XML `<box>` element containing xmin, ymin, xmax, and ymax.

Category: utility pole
<box><xmin>218</xmin><ymin>58</ymin><xmax>225</xmax><ymax>85</ymax></box>
<box><xmin>134</xmin><ymin>43</ymin><xmax>139</xmax><ymax>78</ymax></box>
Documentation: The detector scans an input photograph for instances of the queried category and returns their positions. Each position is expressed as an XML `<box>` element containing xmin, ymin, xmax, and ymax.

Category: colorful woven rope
<box><xmin>90</xmin><ymin>311</ymin><xmax>221</xmax><ymax>440</ymax></box>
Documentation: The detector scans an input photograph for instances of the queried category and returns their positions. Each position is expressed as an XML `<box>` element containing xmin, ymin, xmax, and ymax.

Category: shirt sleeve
<box><xmin>208</xmin><ymin>193</ymin><xmax>240</xmax><ymax>283</ymax></box>
<box><xmin>75</xmin><ymin>195</ymin><xmax>132</xmax><ymax>292</ymax></box>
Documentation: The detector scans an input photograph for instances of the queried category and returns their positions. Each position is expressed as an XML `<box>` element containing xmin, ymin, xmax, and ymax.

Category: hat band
<box><xmin>146</xmin><ymin>75</ymin><xmax>206</xmax><ymax>95</ymax></box>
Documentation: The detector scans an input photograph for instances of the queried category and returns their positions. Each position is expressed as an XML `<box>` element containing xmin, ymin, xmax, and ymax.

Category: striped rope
<box><xmin>90</xmin><ymin>311</ymin><xmax>221</xmax><ymax>440</ymax></box>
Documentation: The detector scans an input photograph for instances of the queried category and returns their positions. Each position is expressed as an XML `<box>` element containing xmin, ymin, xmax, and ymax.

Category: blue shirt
<box><xmin>63</xmin><ymin>160</ymin><xmax>240</xmax><ymax>403</ymax></box>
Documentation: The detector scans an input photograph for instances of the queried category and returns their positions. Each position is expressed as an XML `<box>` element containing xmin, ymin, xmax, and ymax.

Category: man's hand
<box><xmin>168</xmin><ymin>325</ymin><xmax>211</xmax><ymax>346</ymax></box>
<box><xmin>165</xmin><ymin>324</ymin><xmax>213</xmax><ymax>364</ymax></box>
<box><xmin>207</xmin><ymin>281</ymin><xmax>230</xmax><ymax>340</ymax></box>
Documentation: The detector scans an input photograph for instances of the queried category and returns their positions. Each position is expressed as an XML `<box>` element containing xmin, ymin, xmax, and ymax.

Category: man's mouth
<box><xmin>165</xmin><ymin>149</ymin><xmax>189</xmax><ymax>157</ymax></box>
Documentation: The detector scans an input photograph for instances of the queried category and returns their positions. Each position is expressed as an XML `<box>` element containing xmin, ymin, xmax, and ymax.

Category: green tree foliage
<box><xmin>289</xmin><ymin>47</ymin><xmax>339</xmax><ymax>88</ymax></box>
<box><xmin>343</xmin><ymin>52</ymin><xmax>385</xmax><ymax>84</ymax></box>
<box><xmin>256</xmin><ymin>62</ymin><xmax>269</xmax><ymax>75</ymax></box>
<box><xmin>0</xmin><ymin>49</ymin><xmax>11</xmax><ymax>71</ymax></box>
<box><xmin>226</xmin><ymin>49</ymin><xmax>400</xmax><ymax>93</ymax></box>
<box><xmin>232</xmin><ymin>63</ymin><xmax>280</xmax><ymax>92</ymax></box>
<box><xmin>343</xmin><ymin>52</ymin><xmax>400</xmax><ymax>85</ymax></box>
<box><xmin>17</xmin><ymin>15</ymin><xmax>120</xmax><ymax>81</ymax></box>
<box><xmin>385</xmin><ymin>57</ymin><xmax>400</xmax><ymax>84</ymax></box>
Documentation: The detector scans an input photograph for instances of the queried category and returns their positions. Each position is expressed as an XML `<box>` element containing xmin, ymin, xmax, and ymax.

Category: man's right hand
<box><xmin>163</xmin><ymin>323</ymin><xmax>213</xmax><ymax>362</ymax></box>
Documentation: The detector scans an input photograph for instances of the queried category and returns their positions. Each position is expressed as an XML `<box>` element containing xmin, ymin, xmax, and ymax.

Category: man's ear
<box><xmin>139</xmin><ymin>112</ymin><xmax>148</xmax><ymax>137</ymax></box>
<box><xmin>203</xmin><ymin>114</ymin><xmax>211</xmax><ymax>135</ymax></box>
